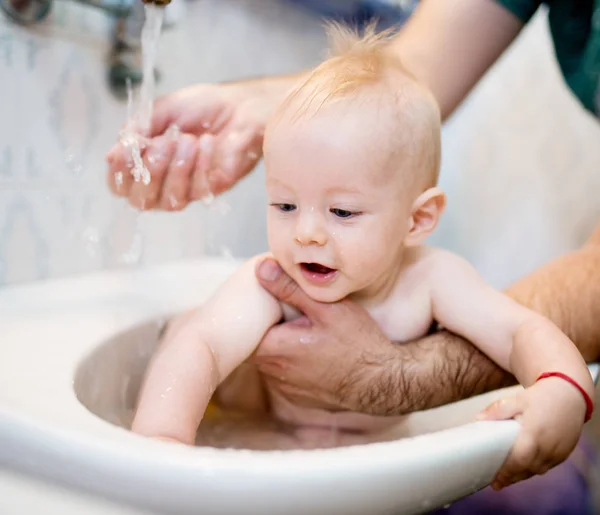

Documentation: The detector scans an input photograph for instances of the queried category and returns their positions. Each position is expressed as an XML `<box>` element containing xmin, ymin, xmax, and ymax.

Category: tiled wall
<box><xmin>0</xmin><ymin>0</ymin><xmax>328</xmax><ymax>285</ymax></box>
<box><xmin>0</xmin><ymin>1</ymin><xmax>599</xmax><ymax>289</ymax></box>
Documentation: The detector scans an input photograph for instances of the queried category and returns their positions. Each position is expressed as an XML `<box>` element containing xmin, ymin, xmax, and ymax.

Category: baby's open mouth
<box><xmin>300</xmin><ymin>263</ymin><xmax>336</xmax><ymax>275</ymax></box>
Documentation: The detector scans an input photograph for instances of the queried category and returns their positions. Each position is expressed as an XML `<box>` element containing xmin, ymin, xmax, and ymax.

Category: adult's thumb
<box><xmin>255</xmin><ymin>258</ymin><xmax>321</xmax><ymax>320</ymax></box>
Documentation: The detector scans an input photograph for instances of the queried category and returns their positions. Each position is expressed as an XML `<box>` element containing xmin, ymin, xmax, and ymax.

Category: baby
<box><xmin>131</xmin><ymin>24</ymin><xmax>595</xmax><ymax>489</ymax></box>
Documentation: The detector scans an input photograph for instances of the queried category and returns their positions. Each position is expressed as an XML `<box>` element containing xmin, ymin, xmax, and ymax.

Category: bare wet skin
<box><xmin>186</xmin><ymin>363</ymin><xmax>398</xmax><ymax>451</ymax></box>
<box><xmin>119</xmin><ymin>400</ymin><xmax>387</xmax><ymax>450</ymax></box>
<box><xmin>193</xmin><ymin>403</ymin><xmax>390</xmax><ymax>451</ymax></box>
<box><xmin>121</xmin><ymin>362</ymin><xmax>394</xmax><ymax>450</ymax></box>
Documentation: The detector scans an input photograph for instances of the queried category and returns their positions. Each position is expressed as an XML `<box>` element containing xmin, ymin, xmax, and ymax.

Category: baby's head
<box><xmin>263</xmin><ymin>23</ymin><xmax>445</xmax><ymax>303</ymax></box>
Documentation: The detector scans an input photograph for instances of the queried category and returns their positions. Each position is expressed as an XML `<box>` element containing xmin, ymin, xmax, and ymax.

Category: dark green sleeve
<box><xmin>494</xmin><ymin>0</ymin><xmax>544</xmax><ymax>22</ymax></box>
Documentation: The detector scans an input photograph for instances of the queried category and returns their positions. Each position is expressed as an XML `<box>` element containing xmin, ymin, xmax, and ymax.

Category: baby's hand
<box><xmin>476</xmin><ymin>377</ymin><xmax>587</xmax><ymax>490</ymax></box>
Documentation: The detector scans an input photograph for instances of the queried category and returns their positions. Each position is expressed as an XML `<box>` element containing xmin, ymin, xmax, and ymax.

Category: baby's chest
<box><xmin>368</xmin><ymin>299</ymin><xmax>434</xmax><ymax>344</ymax></box>
<box><xmin>281</xmin><ymin>294</ymin><xmax>434</xmax><ymax>344</ymax></box>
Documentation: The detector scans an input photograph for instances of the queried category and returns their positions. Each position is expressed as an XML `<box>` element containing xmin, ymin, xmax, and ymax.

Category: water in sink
<box><xmin>74</xmin><ymin>318</ymin><xmax>397</xmax><ymax>452</ymax></box>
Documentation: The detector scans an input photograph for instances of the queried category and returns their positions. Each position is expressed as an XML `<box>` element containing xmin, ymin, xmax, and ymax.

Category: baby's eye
<box><xmin>271</xmin><ymin>203</ymin><xmax>296</xmax><ymax>213</ymax></box>
<box><xmin>331</xmin><ymin>208</ymin><xmax>359</xmax><ymax>219</ymax></box>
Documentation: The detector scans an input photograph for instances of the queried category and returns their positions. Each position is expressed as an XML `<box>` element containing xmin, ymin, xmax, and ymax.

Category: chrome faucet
<box><xmin>0</xmin><ymin>0</ymin><xmax>171</xmax><ymax>98</ymax></box>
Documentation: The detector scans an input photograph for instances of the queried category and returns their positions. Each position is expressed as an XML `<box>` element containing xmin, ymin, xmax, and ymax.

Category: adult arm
<box><xmin>107</xmin><ymin>1</ymin><xmax>525</xmax><ymax>207</ymax></box>
<box><xmin>387</xmin><ymin>0</ymin><xmax>525</xmax><ymax>119</ymax></box>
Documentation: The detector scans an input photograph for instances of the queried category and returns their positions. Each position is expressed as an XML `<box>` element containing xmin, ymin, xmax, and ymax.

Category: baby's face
<box><xmin>264</xmin><ymin>107</ymin><xmax>413</xmax><ymax>303</ymax></box>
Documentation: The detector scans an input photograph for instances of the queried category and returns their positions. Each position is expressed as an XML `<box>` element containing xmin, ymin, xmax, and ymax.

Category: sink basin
<box><xmin>0</xmin><ymin>258</ymin><xmax>593</xmax><ymax>514</ymax></box>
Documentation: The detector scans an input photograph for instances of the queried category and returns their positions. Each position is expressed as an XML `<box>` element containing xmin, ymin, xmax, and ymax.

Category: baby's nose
<box><xmin>295</xmin><ymin>215</ymin><xmax>327</xmax><ymax>246</ymax></box>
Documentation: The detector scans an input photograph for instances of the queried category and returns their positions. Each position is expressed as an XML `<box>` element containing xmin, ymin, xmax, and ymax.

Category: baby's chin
<box><xmin>297</xmin><ymin>281</ymin><xmax>349</xmax><ymax>304</ymax></box>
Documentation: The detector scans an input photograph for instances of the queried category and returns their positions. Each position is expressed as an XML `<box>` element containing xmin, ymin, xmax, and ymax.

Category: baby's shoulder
<box><xmin>410</xmin><ymin>246</ymin><xmax>473</xmax><ymax>274</ymax></box>
<box><xmin>402</xmin><ymin>247</ymin><xmax>479</xmax><ymax>293</ymax></box>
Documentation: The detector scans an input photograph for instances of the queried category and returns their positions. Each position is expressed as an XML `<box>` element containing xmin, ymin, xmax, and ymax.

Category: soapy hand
<box><xmin>105</xmin><ymin>79</ymin><xmax>287</xmax><ymax>211</ymax></box>
<box><xmin>477</xmin><ymin>377</ymin><xmax>587</xmax><ymax>490</ymax></box>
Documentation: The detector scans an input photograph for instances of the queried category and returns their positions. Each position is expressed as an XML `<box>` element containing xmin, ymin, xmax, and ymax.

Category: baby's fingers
<box><xmin>477</xmin><ymin>395</ymin><xmax>523</xmax><ymax>421</ymax></box>
<box><xmin>493</xmin><ymin>432</ymin><xmax>539</xmax><ymax>489</ymax></box>
<box><xmin>492</xmin><ymin>469</ymin><xmax>533</xmax><ymax>490</ymax></box>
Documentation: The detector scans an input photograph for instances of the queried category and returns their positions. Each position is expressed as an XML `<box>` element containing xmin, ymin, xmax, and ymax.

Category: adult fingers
<box><xmin>255</xmin><ymin>258</ymin><xmax>327</xmax><ymax>323</ymax></box>
<box><xmin>106</xmin><ymin>143</ymin><xmax>134</xmax><ymax>197</ymax></box>
<box><xmin>128</xmin><ymin>136</ymin><xmax>177</xmax><ymax>210</ymax></box>
<box><xmin>158</xmin><ymin>133</ymin><xmax>198</xmax><ymax>211</ymax></box>
<box><xmin>206</xmin><ymin>126</ymin><xmax>264</xmax><ymax>196</ymax></box>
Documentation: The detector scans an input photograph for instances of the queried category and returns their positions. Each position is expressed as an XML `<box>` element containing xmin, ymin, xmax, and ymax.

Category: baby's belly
<box><xmin>211</xmin><ymin>366</ymin><xmax>406</xmax><ymax>449</ymax></box>
<box><xmin>267</xmin><ymin>389</ymin><xmax>405</xmax><ymax>435</ymax></box>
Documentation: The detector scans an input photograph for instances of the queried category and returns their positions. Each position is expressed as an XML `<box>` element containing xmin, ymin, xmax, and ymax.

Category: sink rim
<box><xmin>0</xmin><ymin>258</ymin><xmax>594</xmax><ymax>514</ymax></box>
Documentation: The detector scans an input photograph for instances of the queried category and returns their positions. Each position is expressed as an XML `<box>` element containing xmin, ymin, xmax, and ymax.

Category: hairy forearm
<box><xmin>356</xmin><ymin>330</ymin><xmax>515</xmax><ymax>416</ymax></box>
<box><xmin>374</xmin><ymin>225</ymin><xmax>600</xmax><ymax>415</ymax></box>
<box><xmin>505</xmin><ymin>244</ymin><xmax>600</xmax><ymax>362</ymax></box>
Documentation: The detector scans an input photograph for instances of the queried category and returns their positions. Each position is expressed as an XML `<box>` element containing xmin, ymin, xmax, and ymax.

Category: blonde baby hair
<box><xmin>274</xmin><ymin>21</ymin><xmax>442</xmax><ymax>188</ymax></box>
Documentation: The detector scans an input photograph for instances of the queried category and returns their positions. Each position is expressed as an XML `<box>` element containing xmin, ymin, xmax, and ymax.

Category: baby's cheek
<box><xmin>344</xmin><ymin>238</ymin><xmax>381</xmax><ymax>265</ymax></box>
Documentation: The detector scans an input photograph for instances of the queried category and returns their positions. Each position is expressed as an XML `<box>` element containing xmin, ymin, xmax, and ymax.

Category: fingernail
<box><xmin>174</xmin><ymin>138</ymin><xmax>195</xmax><ymax>167</ymax></box>
<box><xmin>147</xmin><ymin>139</ymin><xmax>171</xmax><ymax>166</ymax></box>
<box><xmin>258</xmin><ymin>259</ymin><xmax>281</xmax><ymax>281</ymax></box>
<box><xmin>198</xmin><ymin>133</ymin><xmax>214</xmax><ymax>153</ymax></box>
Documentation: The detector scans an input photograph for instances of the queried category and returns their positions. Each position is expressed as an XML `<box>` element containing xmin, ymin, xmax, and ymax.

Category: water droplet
<box><xmin>175</xmin><ymin>159</ymin><xmax>186</xmax><ymax>167</ymax></box>
<box><xmin>201</xmin><ymin>121</ymin><xmax>211</xmax><ymax>130</ymax></box>
<box><xmin>81</xmin><ymin>227</ymin><xmax>100</xmax><ymax>257</ymax></box>
<box><xmin>201</xmin><ymin>192</ymin><xmax>215</xmax><ymax>206</ymax></box>
<box><xmin>65</xmin><ymin>147</ymin><xmax>75</xmax><ymax>163</ymax></box>
<box><xmin>169</xmin><ymin>195</ymin><xmax>179</xmax><ymax>209</ymax></box>
<box><xmin>247</xmin><ymin>151</ymin><xmax>258</xmax><ymax>160</ymax></box>
<box><xmin>119</xmin><ymin>232</ymin><xmax>144</xmax><ymax>265</ymax></box>
<box><xmin>115</xmin><ymin>171</ymin><xmax>124</xmax><ymax>185</ymax></box>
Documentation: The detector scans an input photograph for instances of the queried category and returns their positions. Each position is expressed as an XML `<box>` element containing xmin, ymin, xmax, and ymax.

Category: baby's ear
<box><xmin>404</xmin><ymin>187</ymin><xmax>446</xmax><ymax>247</ymax></box>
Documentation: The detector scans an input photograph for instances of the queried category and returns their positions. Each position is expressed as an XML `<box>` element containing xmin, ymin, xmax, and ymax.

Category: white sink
<box><xmin>0</xmin><ymin>258</ymin><xmax>591</xmax><ymax>515</ymax></box>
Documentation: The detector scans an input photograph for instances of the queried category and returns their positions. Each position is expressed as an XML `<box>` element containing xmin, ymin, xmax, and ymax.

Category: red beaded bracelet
<box><xmin>536</xmin><ymin>371</ymin><xmax>595</xmax><ymax>423</ymax></box>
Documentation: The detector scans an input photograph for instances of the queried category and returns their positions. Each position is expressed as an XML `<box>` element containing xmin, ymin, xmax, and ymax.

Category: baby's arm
<box><xmin>428</xmin><ymin>250</ymin><xmax>595</xmax><ymax>489</ymax></box>
<box><xmin>131</xmin><ymin>254</ymin><xmax>283</xmax><ymax>445</ymax></box>
<box><xmin>428</xmin><ymin>250</ymin><xmax>594</xmax><ymax>397</ymax></box>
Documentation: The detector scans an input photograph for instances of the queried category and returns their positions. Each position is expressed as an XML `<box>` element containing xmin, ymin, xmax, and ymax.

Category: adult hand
<box><xmin>252</xmin><ymin>257</ymin><xmax>397</xmax><ymax>415</ymax></box>
<box><xmin>105</xmin><ymin>76</ymin><xmax>301</xmax><ymax>211</ymax></box>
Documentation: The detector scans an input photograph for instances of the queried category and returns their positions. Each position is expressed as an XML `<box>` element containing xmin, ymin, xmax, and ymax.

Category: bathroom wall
<box><xmin>0</xmin><ymin>0</ymin><xmax>328</xmax><ymax>285</ymax></box>
<box><xmin>0</xmin><ymin>1</ymin><xmax>599</xmax><ymax>289</ymax></box>
<box><xmin>431</xmin><ymin>11</ymin><xmax>600</xmax><ymax>288</ymax></box>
